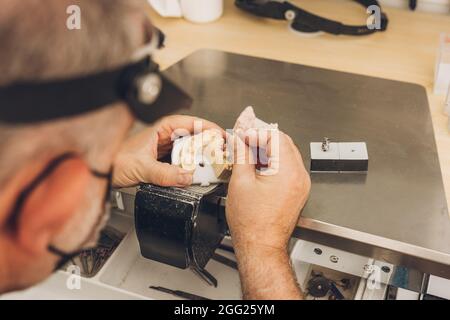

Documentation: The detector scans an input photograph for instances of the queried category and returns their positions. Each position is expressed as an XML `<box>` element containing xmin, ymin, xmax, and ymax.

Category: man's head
<box><xmin>0</xmin><ymin>0</ymin><xmax>150</xmax><ymax>292</ymax></box>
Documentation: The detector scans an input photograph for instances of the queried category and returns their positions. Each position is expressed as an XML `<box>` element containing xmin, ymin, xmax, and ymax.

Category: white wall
<box><xmin>379</xmin><ymin>0</ymin><xmax>450</xmax><ymax>13</ymax></box>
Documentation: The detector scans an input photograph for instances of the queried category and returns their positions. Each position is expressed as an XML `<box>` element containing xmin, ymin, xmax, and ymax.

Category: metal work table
<box><xmin>163</xmin><ymin>49</ymin><xmax>450</xmax><ymax>279</ymax></box>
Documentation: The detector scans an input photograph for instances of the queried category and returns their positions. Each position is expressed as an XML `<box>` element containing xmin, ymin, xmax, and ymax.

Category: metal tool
<box><xmin>212</xmin><ymin>253</ymin><xmax>238</xmax><ymax>270</ymax></box>
<box><xmin>218</xmin><ymin>244</ymin><xmax>235</xmax><ymax>254</ymax></box>
<box><xmin>321</xmin><ymin>137</ymin><xmax>330</xmax><ymax>152</ymax></box>
<box><xmin>311</xmin><ymin>140</ymin><xmax>369</xmax><ymax>173</ymax></box>
<box><xmin>149</xmin><ymin>286</ymin><xmax>211</xmax><ymax>300</ymax></box>
<box><xmin>329</xmin><ymin>282</ymin><xmax>345</xmax><ymax>300</ymax></box>
<box><xmin>67</xmin><ymin>226</ymin><xmax>124</xmax><ymax>277</ymax></box>
<box><xmin>135</xmin><ymin>184</ymin><xmax>227</xmax><ymax>286</ymax></box>
<box><xmin>307</xmin><ymin>276</ymin><xmax>331</xmax><ymax>298</ymax></box>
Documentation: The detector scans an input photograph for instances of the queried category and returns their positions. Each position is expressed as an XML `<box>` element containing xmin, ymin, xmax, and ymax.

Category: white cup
<box><xmin>179</xmin><ymin>0</ymin><xmax>223</xmax><ymax>23</ymax></box>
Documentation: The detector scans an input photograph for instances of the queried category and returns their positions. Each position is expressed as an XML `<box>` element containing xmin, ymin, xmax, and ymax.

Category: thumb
<box><xmin>140</xmin><ymin>158</ymin><xmax>193</xmax><ymax>187</ymax></box>
<box><xmin>229</xmin><ymin>132</ymin><xmax>255</xmax><ymax>179</ymax></box>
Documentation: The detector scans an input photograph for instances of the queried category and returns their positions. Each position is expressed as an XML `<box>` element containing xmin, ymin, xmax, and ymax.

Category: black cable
<box><xmin>235</xmin><ymin>0</ymin><xmax>388</xmax><ymax>36</ymax></box>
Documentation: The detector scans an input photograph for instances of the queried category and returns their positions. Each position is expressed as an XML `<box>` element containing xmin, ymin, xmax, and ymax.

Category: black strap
<box><xmin>235</xmin><ymin>0</ymin><xmax>388</xmax><ymax>36</ymax></box>
<box><xmin>0</xmin><ymin>58</ymin><xmax>153</xmax><ymax>124</ymax></box>
<box><xmin>235</xmin><ymin>0</ymin><xmax>287</xmax><ymax>19</ymax></box>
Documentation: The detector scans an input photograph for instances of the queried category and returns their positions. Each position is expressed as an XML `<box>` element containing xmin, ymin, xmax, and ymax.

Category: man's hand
<box><xmin>113</xmin><ymin>115</ymin><xmax>222</xmax><ymax>188</ymax></box>
<box><xmin>226</xmin><ymin>131</ymin><xmax>311</xmax><ymax>300</ymax></box>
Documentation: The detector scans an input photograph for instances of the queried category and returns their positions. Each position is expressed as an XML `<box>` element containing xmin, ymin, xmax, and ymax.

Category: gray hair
<box><xmin>0</xmin><ymin>0</ymin><xmax>148</xmax><ymax>184</ymax></box>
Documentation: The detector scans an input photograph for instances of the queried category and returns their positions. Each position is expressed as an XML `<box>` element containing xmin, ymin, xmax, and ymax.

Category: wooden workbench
<box><xmin>146</xmin><ymin>0</ymin><xmax>450</xmax><ymax>207</ymax></box>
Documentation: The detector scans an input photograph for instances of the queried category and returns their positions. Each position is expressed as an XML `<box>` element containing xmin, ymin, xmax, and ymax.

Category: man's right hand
<box><xmin>227</xmin><ymin>131</ymin><xmax>311</xmax><ymax>253</ymax></box>
<box><xmin>226</xmin><ymin>131</ymin><xmax>311</xmax><ymax>300</ymax></box>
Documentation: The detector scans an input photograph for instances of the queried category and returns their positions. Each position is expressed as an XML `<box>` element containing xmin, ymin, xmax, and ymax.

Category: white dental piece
<box><xmin>171</xmin><ymin>106</ymin><xmax>279</xmax><ymax>186</ymax></box>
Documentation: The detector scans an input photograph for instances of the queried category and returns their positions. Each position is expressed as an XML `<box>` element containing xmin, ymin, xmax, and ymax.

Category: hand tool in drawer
<box><xmin>149</xmin><ymin>286</ymin><xmax>211</xmax><ymax>300</ymax></box>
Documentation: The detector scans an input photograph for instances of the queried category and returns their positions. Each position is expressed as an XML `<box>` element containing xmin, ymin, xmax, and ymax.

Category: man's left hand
<box><xmin>113</xmin><ymin>115</ymin><xmax>223</xmax><ymax>188</ymax></box>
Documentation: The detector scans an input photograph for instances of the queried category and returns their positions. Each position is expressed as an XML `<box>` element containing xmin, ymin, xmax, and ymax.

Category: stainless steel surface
<box><xmin>163</xmin><ymin>49</ymin><xmax>450</xmax><ymax>278</ymax></box>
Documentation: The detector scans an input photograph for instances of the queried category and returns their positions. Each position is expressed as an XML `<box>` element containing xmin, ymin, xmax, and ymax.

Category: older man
<box><xmin>0</xmin><ymin>0</ymin><xmax>310</xmax><ymax>299</ymax></box>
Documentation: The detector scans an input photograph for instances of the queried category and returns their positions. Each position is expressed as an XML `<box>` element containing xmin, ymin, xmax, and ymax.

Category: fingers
<box><xmin>228</xmin><ymin>132</ymin><xmax>256</xmax><ymax>180</ymax></box>
<box><xmin>139</xmin><ymin>158</ymin><xmax>193</xmax><ymax>187</ymax></box>
<box><xmin>235</xmin><ymin>128</ymin><xmax>277</xmax><ymax>168</ymax></box>
<box><xmin>158</xmin><ymin>115</ymin><xmax>225</xmax><ymax>140</ymax></box>
<box><xmin>262</xmin><ymin>131</ymin><xmax>303</xmax><ymax>177</ymax></box>
<box><xmin>235</xmin><ymin>128</ymin><xmax>272</xmax><ymax>150</ymax></box>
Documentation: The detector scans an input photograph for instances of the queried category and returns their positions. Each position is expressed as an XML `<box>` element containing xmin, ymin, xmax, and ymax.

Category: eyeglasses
<box><xmin>7</xmin><ymin>153</ymin><xmax>113</xmax><ymax>271</ymax></box>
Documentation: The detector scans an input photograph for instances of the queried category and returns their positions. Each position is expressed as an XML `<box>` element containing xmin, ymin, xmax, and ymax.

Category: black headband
<box><xmin>0</xmin><ymin>56</ymin><xmax>192</xmax><ymax>124</ymax></box>
<box><xmin>235</xmin><ymin>0</ymin><xmax>388</xmax><ymax>36</ymax></box>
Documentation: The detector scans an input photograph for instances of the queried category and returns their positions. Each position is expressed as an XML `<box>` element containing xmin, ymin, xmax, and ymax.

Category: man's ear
<box><xmin>15</xmin><ymin>158</ymin><xmax>91</xmax><ymax>255</ymax></box>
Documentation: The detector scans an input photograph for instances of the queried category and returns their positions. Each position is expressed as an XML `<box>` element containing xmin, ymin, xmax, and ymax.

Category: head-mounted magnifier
<box><xmin>235</xmin><ymin>0</ymin><xmax>388</xmax><ymax>36</ymax></box>
<box><xmin>0</xmin><ymin>28</ymin><xmax>192</xmax><ymax>125</ymax></box>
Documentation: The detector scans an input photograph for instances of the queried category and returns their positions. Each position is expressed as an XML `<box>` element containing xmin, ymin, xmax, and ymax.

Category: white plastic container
<box><xmin>149</xmin><ymin>0</ymin><xmax>223</xmax><ymax>23</ymax></box>
<box><xmin>180</xmin><ymin>0</ymin><xmax>223</xmax><ymax>23</ymax></box>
